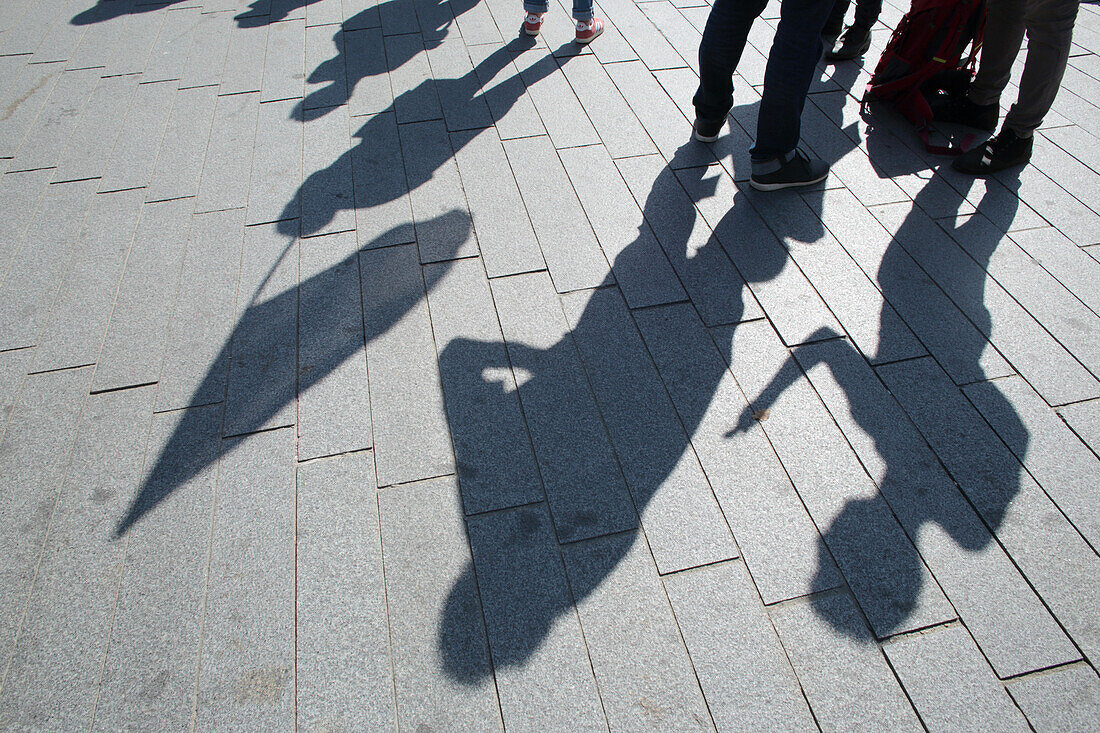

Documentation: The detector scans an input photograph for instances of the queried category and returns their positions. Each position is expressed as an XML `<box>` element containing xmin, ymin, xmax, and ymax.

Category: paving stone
<box><xmin>247</xmin><ymin>98</ymin><xmax>302</xmax><ymax>226</ymax></box>
<box><xmin>597</xmin><ymin>0</ymin><xmax>684</xmax><ymax>70</ymax></box>
<box><xmin>1007</xmin><ymin>664</ymin><xmax>1100</xmax><ymax>733</ymax></box>
<box><xmin>558</xmin><ymin>55</ymin><xmax>656</xmax><ymax>158</ymax></box>
<box><xmin>1013</xmin><ymin>162</ymin><xmax>1100</xmax><ymax>247</ymax></box>
<box><xmin>65</xmin><ymin>4</ymin><xmax>130</xmax><ymax>70</ymax></box>
<box><xmin>559</xmin><ymin>146</ymin><xmax>685</xmax><ymax>309</ymax></box>
<box><xmin>512</xmin><ymin>43</ymin><xmax>602</xmax><ymax>149</ymax></box>
<box><xmin>377</xmin><ymin>477</ymin><xmax>502</xmax><ymax>731</ymax></box>
<box><xmin>349</xmin><ymin>110</ymin><xmax>416</xmax><ymax>248</ymax></box>
<box><xmin>98</xmin><ymin>79</ymin><xmax>176</xmax><ymax>193</ymax></box>
<box><xmin>379</xmin><ymin>0</ymin><xmax>420</xmax><ymax>34</ymax></box>
<box><xmin>360</xmin><ymin>243</ymin><xmax>454</xmax><ymax>485</ymax></box>
<box><xmin>296</xmin><ymin>451</ymin><xmax>395</xmax><ymax>730</ymax></box>
<box><xmin>156</xmin><ymin>208</ymin><xmax>245</xmax><ymax>412</ymax></box>
<box><xmin>725</xmin><ymin>320</ymin><xmax>956</xmax><ymax>637</ymax></box>
<box><xmin>0</xmin><ymin>385</ymin><xmax>154</xmax><ymax>731</ymax></box>
<box><xmin>637</xmin><ymin>1</ymin><xmax>699</xmax><ymax>72</ymax></box>
<box><xmin>1031</xmin><ymin>133</ymin><xmax>1100</xmax><ymax>216</ymax></box>
<box><xmin>663</xmin><ymin>561</ymin><xmax>816</xmax><ymax>732</ymax></box>
<box><xmin>387</xmin><ymin>33</ymin><xmax>443</xmax><ymax>123</ymax></box>
<box><xmin>427</xmin><ymin>35</ymin><xmax>493</xmax><ymax>132</ymax></box>
<box><xmin>93</xmin><ymin>197</ymin><xmax>195</xmax><ymax>392</ymax></box>
<box><xmin>146</xmin><ymin>83</ymin><xmax>218</xmax><ymax>202</ymax></box>
<box><xmin>300</xmin><ymin>23</ymin><xmax>346</xmax><ymax>112</ymax></box>
<box><xmin>468</xmin><ymin>41</ymin><xmax>546</xmax><ymax>141</ymax></box>
<box><xmin>220</xmin><ymin>22</ymin><xmax>269</xmax><ymax>94</ymax></box>
<box><xmin>880</xmin><ymin>357</ymin><xmax>1100</xmax><ymax>665</ymax></box>
<box><xmin>0</xmin><ymin>61</ymin><xmax>64</xmax><ymax>159</ymax></box>
<box><xmin>101</xmin><ymin>7</ymin><xmax>167</xmax><ymax>76</ymax></box>
<box><xmin>618</xmin><ymin>154</ymin><xmax>760</xmax><ymax>326</ymax></box>
<box><xmin>0</xmin><ymin>348</ymin><xmax>33</xmax><ymax>435</ymax></box>
<box><xmin>195</xmin><ymin>427</ymin><xmax>295</xmax><ymax>730</ymax></box>
<box><xmin>8</xmin><ymin>67</ymin><xmax>98</xmax><ymax>174</ymax></box>
<box><xmin>344</xmin><ymin>27</ymin><xmax>393</xmax><ymax>117</ymax></box>
<box><xmin>342</xmin><ymin>0</ymin><xmax>381</xmax><ymax>29</ymax></box>
<box><xmin>178</xmin><ymin>10</ymin><xmax>233</xmax><ymax>89</ymax></box>
<box><xmin>638</xmin><ymin>305</ymin><xmax>839</xmax><ymax>601</ymax></box>
<box><xmin>32</xmin><ymin>188</ymin><xmax>146</xmax><ymax>373</ymax></box>
<box><xmin>425</xmin><ymin>258</ymin><xmax>543</xmax><ymax>514</ymax></box>
<box><xmin>504</xmin><ymin>135</ymin><xmax>611</xmax><ymax>293</ymax></box>
<box><xmin>143</xmin><ymin>7</ymin><xmax>203</xmax><ymax>83</ymax></box>
<box><xmin>260</xmin><ymin>17</ymin><xmax>306</xmax><ymax>101</ymax></box>
<box><xmin>0</xmin><ymin>166</ymin><xmax>57</xmax><ymax>296</ymax></box>
<box><xmin>885</xmin><ymin>625</ymin><xmax>1032</xmax><ymax>732</ymax></box>
<box><xmin>1058</xmin><ymin>398</ymin><xmax>1100</xmax><ymax>458</ymax></box>
<box><xmin>1044</xmin><ymin>123</ymin><xmax>1100</xmax><ymax>176</ymax></box>
<box><xmin>25</xmin><ymin>0</ymin><xmax>88</xmax><ymax>64</ymax></box>
<box><xmin>301</xmin><ymin>101</ymin><xmax>356</xmax><ymax>237</ymax></box>
<box><xmin>305</xmin><ymin>0</ymin><xmax>344</xmax><ymax>25</ymax></box>
<box><xmin>0</xmin><ymin>1</ymin><xmax>60</xmax><ymax>56</ymax></box>
<box><xmin>771</xmin><ymin>593</ymin><xmax>924</xmax><ymax>732</ymax></box>
<box><xmin>451</xmin><ymin>0</ymin><xmax>502</xmax><ymax>45</ymax></box>
<box><xmin>297</xmin><ymin>230</ymin><xmax>373</xmax><ymax>461</ymax></box>
<box><xmin>562</xmin><ymin>289</ymin><xmax>736</xmax><ymax>573</ymax></box>
<box><xmin>1008</xmin><ymin>225</ymin><xmax>1100</xmax><ymax>321</ymax></box>
<box><xmin>194</xmin><ymin>90</ymin><xmax>261</xmax><ymax>213</ymax></box>
<box><xmin>490</xmin><ymin>271</ymin><xmax>637</xmax><ymax>542</ymax></box>
<box><xmin>561</xmin><ymin>532</ymin><xmax>714</xmax><ymax>732</ymax></box>
<box><xmin>799</xmin><ymin>339</ymin><xmax>1079</xmax><ymax>677</ymax></box>
<box><xmin>398</xmin><ymin>119</ymin><xmax>478</xmax><ymax>262</ymax></box>
<box><xmin>53</xmin><ymin>73</ymin><xmax>139</xmax><ymax>184</ymax></box>
<box><xmin>465</xmin><ymin>504</ymin><xmax>604</xmax><ymax>732</ymax></box>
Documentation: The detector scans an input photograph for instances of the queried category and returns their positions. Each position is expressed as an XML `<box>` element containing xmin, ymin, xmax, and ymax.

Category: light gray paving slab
<box><xmin>425</xmin><ymin>258</ymin><xmax>543</xmax><ymax>514</ymax></box>
<box><xmin>398</xmin><ymin>119</ymin><xmax>478</xmax><ymax>262</ymax></box>
<box><xmin>597</xmin><ymin>0</ymin><xmax>685</xmax><ymax>70</ymax></box>
<box><xmin>297</xmin><ymin>230</ymin><xmax>372</xmax><ymax>461</ymax></box>
<box><xmin>220</xmin><ymin>22</ymin><xmax>269</xmax><ymax>95</ymax></box>
<box><xmin>618</xmin><ymin>154</ymin><xmax>760</xmax><ymax>326</ymax></box>
<box><xmin>32</xmin><ymin>188</ymin><xmax>146</xmax><ymax>373</ymax></box>
<box><xmin>0</xmin><ymin>385</ymin><xmax>154</xmax><ymax>731</ymax></box>
<box><xmin>195</xmin><ymin>427</ymin><xmax>295</xmax><ymax>730</ymax></box>
<box><xmin>1059</xmin><ymin>398</ymin><xmax>1100</xmax><ymax>458</ymax></box>
<box><xmin>344</xmin><ymin>27</ymin><xmax>393</xmax><ymax>117</ymax></box>
<box><xmin>1030</xmin><ymin>132</ymin><xmax>1100</xmax><ymax>215</ymax></box>
<box><xmin>0</xmin><ymin>348</ymin><xmax>32</xmax><ymax>437</ymax></box>
<box><xmin>305</xmin><ymin>0</ymin><xmax>344</xmax><ymax>25</ymax></box>
<box><xmin>194</xmin><ymin>90</ymin><xmax>260</xmax><ymax>213</ymax></box>
<box><xmin>513</xmin><ymin>45</ymin><xmax>601</xmax><ymax>149</ymax></box>
<box><xmin>143</xmin><ymin>7</ymin><xmax>202</xmax><ymax>83</ymax></box>
<box><xmin>349</xmin><ymin>111</ymin><xmax>416</xmax><ymax>249</ymax></box>
<box><xmin>490</xmin><ymin>271</ymin><xmax>637</xmax><ymax>542</ymax></box>
<box><xmin>178</xmin><ymin>10</ymin><xmax>233</xmax><ymax>89</ymax></box>
<box><xmin>24</xmin><ymin>0</ymin><xmax>87</xmax><ymax>64</ymax></box>
<box><xmin>468</xmin><ymin>41</ymin><xmax>546</xmax><ymax>141</ymax></box>
<box><xmin>798</xmin><ymin>339</ymin><xmax>1078</xmax><ymax>677</ymax></box>
<box><xmin>637</xmin><ymin>1</ymin><xmax>700</xmax><ymax>72</ymax></box>
<box><xmin>726</xmin><ymin>320</ymin><xmax>956</xmax><ymax>638</ymax></box>
<box><xmin>880</xmin><ymin>357</ymin><xmax>1100</xmax><ymax>665</ymax></box>
<box><xmin>0</xmin><ymin>1</ymin><xmax>61</xmax><ymax>56</ymax></box>
<box><xmin>63</xmin><ymin>2</ymin><xmax>129</xmax><ymax>71</ymax></box>
<box><xmin>452</xmin><ymin>0</ymin><xmax>502</xmax><ymax>45</ymax></box>
<box><xmin>387</xmin><ymin>33</ymin><xmax>443</xmax><ymax>123</ymax></box>
<box><xmin>156</xmin><ymin>208</ymin><xmax>245</xmax><ymax>411</ymax></box>
<box><xmin>885</xmin><ymin>625</ymin><xmax>1031</xmax><ymax>732</ymax></box>
<box><xmin>377</xmin><ymin>476</ymin><xmax>502</xmax><ymax>732</ymax></box>
<box><xmin>301</xmin><ymin>100</ymin><xmax>356</xmax><ymax>237</ymax></box>
<box><xmin>771</xmin><ymin>593</ymin><xmax>924</xmax><ymax>732</ymax></box>
<box><xmin>562</xmin><ymin>532</ymin><xmax>715</xmax><ymax>732</ymax></box>
<box><xmin>260</xmin><ymin>17</ymin><xmax>306</xmax><ymax>101</ymax></box>
<box><xmin>1009</xmin><ymin>226</ymin><xmax>1100</xmax><ymax>320</ymax></box>
<box><xmin>102</xmin><ymin>6</ymin><xmax>167</xmax><ymax>77</ymax></box>
<box><xmin>664</xmin><ymin>561</ymin><xmax>816</xmax><ymax>732</ymax></box>
<box><xmin>8</xmin><ymin>67</ymin><xmax>99</xmax><ymax>174</ymax></box>
<box><xmin>0</xmin><ymin>61</ymin><xmax>63</xmax><ymax>159</ymax></box>
<box><xmin>638</xmin><ymin>306</ymin><xmax>839</xmax><ymax>602</ymax></box>
<box><xmin>247</xmin><ymin>98</ymin><xmax>302</xmax><ymax>226</ymax></box>
<box><xmin>465</xmin><ymin>504</ymin><xmax>605</xmax><ymax>732</ymax></box>
<box><xmin>426</xmin><ymin>35</ymin><xmax>493</xmax><ymax>132</ymax></box>
<box><xmin>343</xmin><ymin>0</ymin><xmax>381</xmax><ymax>30</ymax></box>
<box><xmin>93</xmin><ymin>197</ymin><xmax>195</xmax><ymax>393</ymax></box>
<box><xmin>360</xmin><ymin>244</ymin><xmax>454</xmax><ymax>486</ymax></box>
<box><xmin>0</xmin><ymin>168</ymin><xmax>51</xmax><ymax>276</ymax></box>
<box><xmin>562</xmin><ymin>289</ymin><xmax>736</xmax><ymax>573</ymax></box>
<box><xmin>223</xmin><ymin>223</ymin><xmax>298</xmax><ymax>437</ymax></box>
<box><xmin>1007</xmin><ymin>665</ymin><xmax>1100</xmax><ymax>733</ymax></box>
<box><xmin>1044</xmin><ymin>124</ymin><xmax>1100</xmax><ymax>177</ymax></box>
<box><xmin>145</xmin><ymin>83</ymin><xmax>218</xmax><ymax>202</ymax></box>
<box><xmin>300</xmin><ymin>23</ymin><xmax>346</xmax><ymax>113</ymax></box>
<box><xmin>53</xmin><ymin>73</ymin><xmax>139</xmax><ymax>184</ymax></box>
<box><xmin>1012</xmin><ymin>161</ymin><xmax>1100</xmax><ymax>247</ymax></box>
<box><xmin>559</xmin><ymin>146</ymin><xmax>685</xmax><ymax>309</ymax></box>
<box><xmin>558</xmin><ymin>54</ymin><xmax>656</xmax><ymax>159</ymax></box>
<box><xmin>98</xmin><ymin>78</ymin><xmax>176</xmax><ymax>193</ymax></box>
<box><xmin>504</xmin><ymin>135</ymin><xmax>611</xmax><ymax>293</ymax></box>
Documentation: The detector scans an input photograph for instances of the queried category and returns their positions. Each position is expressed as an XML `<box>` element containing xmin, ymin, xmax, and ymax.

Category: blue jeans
<box><xmin>693</xmin><ymin>0</ymin><xmax>832</xmax><ymax>159</ymax></box>
<box><xmin>524</xmin><ymin>0</ymin><xmax>592</xmax><ymax>21</ymax></box>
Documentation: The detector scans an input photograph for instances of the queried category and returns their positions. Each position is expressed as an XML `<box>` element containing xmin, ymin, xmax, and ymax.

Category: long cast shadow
<box><xmin>73</xmin><ymin>0</ymin><xmax>322</xmax><ymax>26</ymax></box>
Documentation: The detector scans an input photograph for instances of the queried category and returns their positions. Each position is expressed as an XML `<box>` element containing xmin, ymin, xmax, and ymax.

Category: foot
<box><xmin>825</xmin><ymin>24</ymin><xmax>871</xmax><ymax>62</ymax></box>
<box><xmin>523</xmin><ymin>11</ymin><xmax>544</xmax><ymax>36</ymax></box>
<box><xmin>952</xmin><ymin>128</ymin><xmax>1032</xmax><ymax>176</ymax></box>
<box><xmin>931</xmin><ymin>93</ymin><xmax>999</xmax><ymax>132</ymax></box>
<box><xmin>750</xmin><ymin>150</ymin><xmax>829</xmax><ymax>191</ymax></box>
<box><xmin>693</xmin><ymin>116</ymin><xmax>724</xmax><ymax>142</ymax></box>
<box><xmin>575</xmin><ymin>17</ymin><xmax>604</xmax><ymax>44</ymax></box>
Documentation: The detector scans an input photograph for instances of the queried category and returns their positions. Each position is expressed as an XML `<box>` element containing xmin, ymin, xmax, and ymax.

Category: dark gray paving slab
<box><xmin>98</xmin><ymin>79</ymin><xmax>176</xmax><ymax>193</ymax></box>
<box><xmin>426</xmin><ymin>36</ymin><xmax>493</xmax><ymax>132</ymax></box>
<box><xmin>344</xmin><ymin>27</ymin><xmax>393</xmax><ymax>117</ymax></box>
<box><xmin>156</xmin><ymin>208</ymin><xmax>245</xmax><ymax>412</ymax></box>
<box><xmin>377</xmin><ymin>477</ymin><xmax>502</xmax><ymax>731</ymax></box>
<box><xmin>885</xmin><ymin>625</ymin><xmax>1031</xmax><ymax>732</ymax></box>
<box><xmin>32</xmin><ymin>188</ymin><xmax>146</xmax><ymax>373</ymax></box>
<box><xmin>1058</xmin><ymin>398</ymin><xmax>1100</xmax><ymax>458</ymax></box>
<box><xmin>52</xmin><ymin>73</ymin><xmax>139</xmax><ymax>184</ymax></box>
<box><xmin>490</xmin><ymin>271</ymin><xmax>637</xmax><ymax>542</ymax></box>
<box><xmin>512</xmin><ymin>44</ymin><xmax>601</xmax><ymax>149</ymax></box>
<box><xmin>1008</xmin><ymin>226</ymin><xmax>1100</xmax><ymax>320</ymax></box>
<box><xmin>220</xmin><ymin>22</ymin><xmax>269</xmax><ymax>95</ymax></box>
<box><xmin>8</xmin><ymin>67</ymin><xmax>98</xmax><ymax>174</ymax></box>
<box><xmin>297</xmin><ymin>230</ymin><xmax>372</xmax><ymax>461</ymax></box>
<box><xmin>0</xmin><ymin>61</ymin><xmax>63</xmax><ymax>159</ymax></box>
<box><xmin>425</xmin><ymin>258</ymin><xmax>543</xmax><ymax>515</ymax></box>
<box><xmin>194</xmin><ymin>90</ymin><xmax>260</xmax><ymax>213</ymax></box>
<box><xmin>360</xmin><ymin>243</ymin><xmax>454</xmax><ymax>486</ymax></box>
<box><xmin>146</xmin><ymin>83</ymin><xmax>218</xmax><ymax>202</ymax></box>
<box><xmin>195</xmin><ymin>427</ymin><xmax>295</xmax><ymax>730</ymax></box>
<box><xmin>562</xmin><ymin>532</ymin><xmax>714</xmax><ymax>732</ymax></box>
<box><xmin>398</xmin><ymin>119</ymin><xmax>478</xmax><ymax>262</ymax></box>
<box><xmin>880</xmin><ymin>357</ymin><xmax>1100</xmax><ymax>665</ymax></box>
<box><xmin>260</xmin><ymin>17</ymin><xmax>306</xmax><ymax>102</ymax></box>
<box><xmin>350</xmin><ymin>111</ymin><xmax>415</xmax><ymax>249</ymax></box>
<box><xmin>465</xmin><ymin>504</ymin><xmax>605</xmax><ymax>732</ymax></box>
<box><xmin>559</xmin><ymin>146</ymin><xmax>686</xmax><ymax>309</ymax></box>
<box><xmin>771</xmin><ymin>593</ymin><xmax>924</xmax><ymax>733</ymax></box>
<box><xmin>178</xmin><ymin>10</ymin><xmax>233</xmax><ymax>89</ymax></box>
<box><xmin>664</xmin><ymin>561</ymin><xmax>816</xmax><ymax>732</ymax></box>
<box><xmin>503</xmin><ymin>135</ymin><xmax>611</xmax><ymax>293</ymax></box>
<box><xmin>302</xmin><ymin>101</ymin><xmax>356</xmax><ymax>237</ymax></box>
<box><xmin>143</xmin><ymin>7</ymin><xmax>202</xmax><ymax>83</ymax></box>
<box><xmin>387</xmin><ymin>33</ymin><xmax>443</xmax><ymax>123</ymax></box>
<box><xmin>467</xmin><ymin>42</ymin><xmax>546</xmax><ymax>141</ymax></box>
<box><xmin>379</xmin><ymin>0</ymin><xmax>419</xmax><ymax>34</ymax></box>
<box><xmin>1007</xmin><ymin>664</ymin><xmax>1100</xmax><ymax>733</ymax></box>
<box><xmin>297</xmin><ymin>451</ymin><xmax>395</xmax><ymax>730</ymax></box>
<box><xmin>247</xmin><ymin>98</ymin><xmax>302</xmax><ymax>226</ymax></box>
<box><xmin>561</xmin><ymin>289</ymin><xmax>736</xmax><ymax>574</ymax></box>
<box><xmin>93</xmin><ymin>197</ymin><xmax>195</xmax><ymax>393</ymax></box>
<box><xmin>0</xmin><ymin>385</ymin><xmax>154</xmax><ymax>731</ymax></box>
<box><xmin>558</xmin><ymin>55</ymin><xmax>656</xmax><ymax>159</ymax></box>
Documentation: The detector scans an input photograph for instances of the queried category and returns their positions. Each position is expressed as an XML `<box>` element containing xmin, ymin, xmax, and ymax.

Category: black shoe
<box><xmin>931</xmin><ymin>93</ymin><xmax>998</xmax><ymax>132</ymax></box>
<box><xmin>825</xmin><ymin>24</ymin><xmax>871</xmax><ymax>61</ymax></box>
<box><xmin>952</xmin><ymin>128</ymin><xmax>1033</xmax><ymax>176</ymax></box>
<box><xmin>750</xmin><ymin>150</ymin><xmax>829</xmax><ymax>191</ymax></box>
<box><xmin>693</xmin><ymin>116</ymin><xmax>724</xmax><ymax>142</ymax></box>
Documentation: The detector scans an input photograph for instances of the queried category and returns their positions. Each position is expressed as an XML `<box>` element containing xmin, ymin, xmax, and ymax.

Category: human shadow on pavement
<box><xmin>73</xmin><ymin>0</ymin><xmax>320</xmax><ymax>26</ymax></box>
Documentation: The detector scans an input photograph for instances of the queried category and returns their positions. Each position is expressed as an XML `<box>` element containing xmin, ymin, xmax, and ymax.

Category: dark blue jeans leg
<box><xmin>692</xmin><ymin>0</ymin><xmax>770</xmax><ymax>123</ymax></box>
<box><xmin>752</xmin><ymin>0</ymin><xmax>832</xmax><ymax>158</ymax></box>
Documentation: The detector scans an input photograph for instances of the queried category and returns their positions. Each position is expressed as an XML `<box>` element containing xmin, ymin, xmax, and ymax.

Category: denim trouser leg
<box><xmin>693</xmin><ymin>0</ymin><xmax>769</xmax><ymax>124</ymax></box>
<box><xmin>852</xmin><ymin>0</ymin><xmax>883</xmax><ymax>30</ymax></box>
<box><xmin>523</xmin><ymin>0</ymin><xmax>592</xmax><ymax>20</ymax></box>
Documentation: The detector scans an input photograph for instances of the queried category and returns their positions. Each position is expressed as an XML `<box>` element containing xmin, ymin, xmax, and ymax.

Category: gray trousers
<box><xmin>968</xmin><ymin>0</ymin><xmax>1080</xmax><ymax>136</ymax></box>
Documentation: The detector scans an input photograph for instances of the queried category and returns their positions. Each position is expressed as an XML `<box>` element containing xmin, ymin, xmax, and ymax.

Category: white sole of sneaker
<box><xmin>749</xmin><ymin>170</ymin><xmax>829</xmax><ymax>191</ymax></box>
<box><xmin>693</xmin><ymin>129</ymin><xmax>720</xmax><ymax>143</ymax></box>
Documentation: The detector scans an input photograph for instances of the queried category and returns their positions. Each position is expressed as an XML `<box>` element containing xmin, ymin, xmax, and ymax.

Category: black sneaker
<box><xmin>693</xmin><ymin>116</ymin><xmax>724</xmax><ymax>142</ymax></box>
<box><xmin>952</xmin><ymin>128</ymin><xmax>1033</xmax><ymax>175</ymax></box>
<box><xmin>750</xmin><ymin>150</ymin><xmax>829</xmax><ymax>191</ymax></box>
<box><xmin>825</xmin><ymin>24</ymin><xmax>871</xmax><ymax>62</ymax></box>
<box><xmin>931</xmin><ymin>93</ymin><xmax>998</xmax><ymax>132</ymax></box>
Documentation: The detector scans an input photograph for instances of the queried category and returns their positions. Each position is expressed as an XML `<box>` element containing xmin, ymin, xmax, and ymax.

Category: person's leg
<box><xmin>572</xmin><ymin>0</ymin><xmax>593</xmax><ymax>22</ymax></box>
<box><xmin>968</xmin><ymin>0</ymin><xmax>1028</xmax><ymax>106</ymax></box>
<box><xmin>523</xmin><ymin>0</ymin><xmax>548</xmax><ymax>16</ymax></box>
<box><xmin>1001</xmin><ymin>0</ymin><xmax>1080</xmax><ymax>136</ymax></box>
<box><xmin>823</xmin><ymin>0</ymin><xmax>852</xmax><ymax>36</ymax></box>
<box><xmin>851</xmin><ymin>0</ymin><xmax>882</xmax><ymax>31</ymax></box>
<box><xmin>692</xmin><ymin>0</ymin><xmax>770</xmax><ymax>124</ymax></box>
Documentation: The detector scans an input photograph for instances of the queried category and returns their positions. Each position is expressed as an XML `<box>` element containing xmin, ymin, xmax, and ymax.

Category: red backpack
<box><xmin>865</xmin><ymin>0</ymin><xmax>986</xmax><ymax>153</ymax></box>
